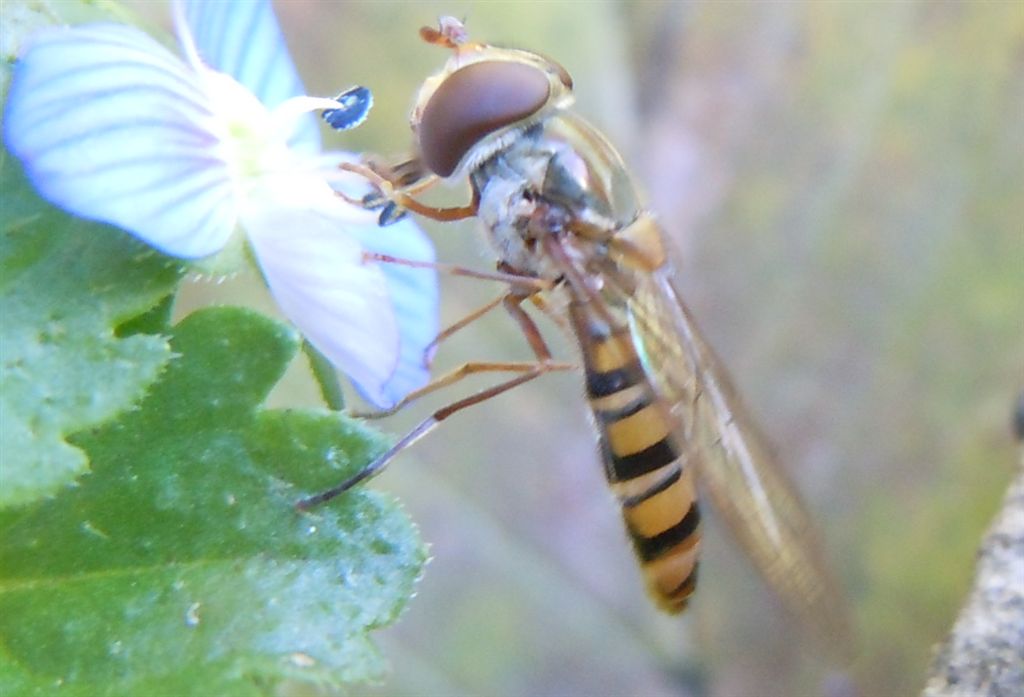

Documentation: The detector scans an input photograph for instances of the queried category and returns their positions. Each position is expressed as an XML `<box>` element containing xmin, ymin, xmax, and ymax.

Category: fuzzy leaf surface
<box><xmin>0</xmin><ymin>307</ymin><xmax>426</xmax><ymax>695</ymax></box>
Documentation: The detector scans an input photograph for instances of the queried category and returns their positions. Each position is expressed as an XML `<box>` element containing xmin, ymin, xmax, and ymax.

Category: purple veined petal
<box><xmin>347</xmin><ymin>217</ymin><xmax>439</xmax><ymax>408</ymax></box>
<box><xmin>242</xmin><ymin>194</ymin><xmax>402</xmax><ymax>408</ymax></box>
<box><xmin>182</xmin><ymin>0</ymin><xmax>319</xmax><ymax>154</ymax></box>
<box><xmin>319</xmin><ymin>152</ymin><xmax>440</xmax><ymax>406</ymax></box>
<box><xmin>3</xmin><ymin>23</ymin><xmax>237</xmax><ymax>258</ymax></box>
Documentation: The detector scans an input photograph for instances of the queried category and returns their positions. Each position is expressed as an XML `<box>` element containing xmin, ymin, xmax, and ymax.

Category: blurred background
<box><xmin>146</xmin><ymin>1</ymin><xmax>1022</xmax><ymax>695</ymax></box>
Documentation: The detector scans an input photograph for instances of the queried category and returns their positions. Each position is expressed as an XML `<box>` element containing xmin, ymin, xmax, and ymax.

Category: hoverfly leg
<box><xmin>367</xmin><ymin>156</ymin><xmax>435</xmax><ymax>192</ymax></box>
<box><xmin>360</xmin><ymin>255</ymin><xmax>554</xmax><ymax>365</ymax></box>
<box><xmin>423</xmin><ymin>291</ymin><xmax>509</xmax><ymax>365</ymax></box>
<box><xmin>378</xmin><ymin>201</ymin><xmax>408</xmax><ymax>226</ymax></box>
<box><xmin>391</xmin><ymin>194</ymin><xmax>477</xmax><ymax>222</ymax></box>
<box><xmin>369</xmin><ymin>164</ymin><xmax>439</xmax><ymax>225</ymax></box>
<box><xmin>333</xmin><ymin>188</ymin><xmax>374</xmax><ymax>208</ymax></box>
<box><xmin>352</xmin><ymin>359</ymin><xmax>574</xmax><ymax>420</ymax></box>
<box><xmin>334</xmin><ymin>185</ymin><xmax>407</xmax><ymax>226</ymax></box>
<box><xmin>502</xmin><ymin>292</ymin><xmax>555</xmax><ymax>362</ymax></box>
<box><xmin>363</xmin><ymin>252</ymin><xmax>552</xmax><ymax>291</ymax></box>
<box><xmin>296</xmin><ymin>415</ymin><xmax>437</xmax><ymax>509</ymax></box>
<box><xmin>365</xmin><ymin>159</ymin><xmax>444</xmax><ymax>224</ymax></box>
<box><xmin>340</xmin><ymin>162</ymin><xmax>478</xmax><ymax>222</ymax></box>
<box><xmin>353</xmin><ymin>287</ymin><xmax>570</xmax><ymax>421</ymax></box>
<box><xmin>297</xmin><ymin>277</ymin><xmax>571</xmax><ymax>510</ymax></box>
<box><xmin>296</xmin><ymin>363</ymin><xmax>557</xmax><ymax>510</ymax></box>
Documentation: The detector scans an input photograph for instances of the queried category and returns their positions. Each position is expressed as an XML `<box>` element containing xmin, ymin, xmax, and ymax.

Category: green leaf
<box><xmin>0</xmin><ymin>307</ymin><xmax>426</xmax><ymax>695</ymax></box>
<box><xmin>0</xmin><ymin>154</ymin><xmax>182</xmax><ymax>508</ymax></box>
<box><xmin>303</xmin><ymin>339</ymin><xmax>346</xmax><ymax>411</ymax></box>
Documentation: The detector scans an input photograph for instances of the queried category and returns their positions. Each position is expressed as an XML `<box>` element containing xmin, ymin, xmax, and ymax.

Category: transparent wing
<box><xmin>612</xmin><ymin>247</ymin><xmax>852</xmax><ymax>653</ymax></box>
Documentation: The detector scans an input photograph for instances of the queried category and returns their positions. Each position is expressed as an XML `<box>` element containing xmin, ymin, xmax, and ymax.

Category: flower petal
<box><xmin>318</xmin><ymin>153</ymin><xmax>440</xmax><ymax>406</ymax></box>
<box><xmin>347</xmin><ymin>218</ymin><xmax>439</xmax><ymax>408</ymax></box>
<box><xmin>182</xmin><ymin>0</ymin><xmax>319</xmax><ymax>153</ymax></box>
<box><xmin>3</xmin><ymin>24</ymin><xmax>236</xmax><ymax>258</ymax></box>
<box><xmin>242</xmin><ymin>192</ymin><xmax>402</xmax><ymax>408</ymax></box>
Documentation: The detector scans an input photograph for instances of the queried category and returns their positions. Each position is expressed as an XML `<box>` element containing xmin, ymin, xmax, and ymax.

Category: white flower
<box><xmin>3</xmin><ymin>0</ymin><xmax>437</xmax><ymax>408</ymax></box>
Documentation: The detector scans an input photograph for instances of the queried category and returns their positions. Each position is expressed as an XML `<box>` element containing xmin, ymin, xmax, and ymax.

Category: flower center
<box><xmin>201</xmin><ymin>69</ymin><xmax>296</xmax><ymax>191</ymax></box>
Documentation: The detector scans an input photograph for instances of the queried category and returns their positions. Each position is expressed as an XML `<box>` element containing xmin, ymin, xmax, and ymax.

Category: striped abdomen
<box><xmin>569</xmin><ymin>301</ymin><xmax>702</xmax><ymax>613</ymax></box>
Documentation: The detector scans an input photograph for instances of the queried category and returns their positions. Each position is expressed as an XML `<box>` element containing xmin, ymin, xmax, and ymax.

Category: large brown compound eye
<box><xmin>418</xmin><ymin>61</ymin><xmax>551</xmax><ymax>177</ymax></box>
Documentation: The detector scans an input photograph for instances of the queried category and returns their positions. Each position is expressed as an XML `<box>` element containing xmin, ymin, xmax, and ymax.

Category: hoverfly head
<box><xmin>410</xmin><ymin>19</ymin><xmax>575</xmax><ymax>178</ymax></box>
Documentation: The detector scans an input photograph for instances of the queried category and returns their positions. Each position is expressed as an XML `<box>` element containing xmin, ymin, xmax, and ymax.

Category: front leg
<box><xmin>340</xmin><ymin>161</ymin><xmax>479</xmax><ymax>224</ymax></box>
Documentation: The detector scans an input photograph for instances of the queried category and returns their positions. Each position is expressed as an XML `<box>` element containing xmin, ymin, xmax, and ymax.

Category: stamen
<box><xmin>322</xmin><ymin>86</ymin><xmax>373</xmax><ymax>131</ymax></box>
<box><xmin>270</xmin><ymin>95</ymin><xmax>351</xmax><ymax>135</ymax></box>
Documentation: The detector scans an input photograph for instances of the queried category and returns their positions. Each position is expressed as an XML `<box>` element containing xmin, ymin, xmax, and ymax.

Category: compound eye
<box><xmin>536</xmin><ymin>52</ymin><xmax>573</xmax><ymax>90</ymax></box>
<box><xmin>418</xmin><ymin>61</ymin><xmax>550</xmax><ymax>177</ymax></box>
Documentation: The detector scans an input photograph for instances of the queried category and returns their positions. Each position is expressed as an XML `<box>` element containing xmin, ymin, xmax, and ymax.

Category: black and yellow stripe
<box><xmin>570</xmin><ymin>301</ymin><xmax>701</xmax><ymax>613</ymax></box>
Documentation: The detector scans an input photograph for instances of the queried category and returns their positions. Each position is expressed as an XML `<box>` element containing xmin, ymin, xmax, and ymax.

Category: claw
<box><xmin>360</xmin><ymin>190</ymin><xmax>389</xmax><ymax>210</ymax></box>
<box><xmin>378</xmin><ymin>201</ymin><xmax>408</xmax><ymax>226</ymax></box>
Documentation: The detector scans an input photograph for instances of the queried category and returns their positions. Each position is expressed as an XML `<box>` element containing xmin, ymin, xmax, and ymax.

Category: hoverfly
<box><xmin>301</xmin><ymin>17</ymin><xmax>850</xmax><ymax>645</ymax></box>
